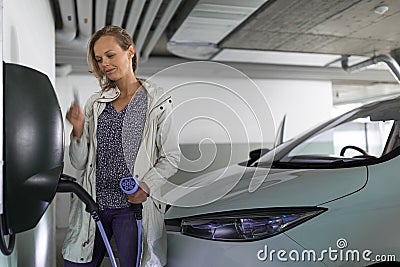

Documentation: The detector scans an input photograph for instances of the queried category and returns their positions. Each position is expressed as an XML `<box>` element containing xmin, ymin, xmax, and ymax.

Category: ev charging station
<box><xmin>0</xmin><ymin>62</ymin><xmax>128</xmax><ymax>266</ymax></box>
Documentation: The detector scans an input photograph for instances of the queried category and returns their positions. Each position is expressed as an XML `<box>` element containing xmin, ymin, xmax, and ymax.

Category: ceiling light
<box><xmin>374</xmin><ymin>5</ymin><xmax>389</xmax><ymax>15</ymax></box>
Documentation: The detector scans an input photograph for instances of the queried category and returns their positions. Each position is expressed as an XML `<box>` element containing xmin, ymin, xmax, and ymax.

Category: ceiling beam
<box><xmin>135</xmin><ymin>0</ymin><xmax>163</xmax><ymax>57</ymax></box>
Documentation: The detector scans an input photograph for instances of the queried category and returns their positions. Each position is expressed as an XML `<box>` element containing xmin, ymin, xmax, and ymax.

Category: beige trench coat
<box><xmin>62</xmin><ymin>80</ymin><xmax>180</xmax><ymax>267</ymax></box>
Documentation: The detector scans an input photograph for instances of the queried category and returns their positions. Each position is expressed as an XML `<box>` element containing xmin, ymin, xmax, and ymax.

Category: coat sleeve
<box><xmin>68</xmin><ymin>96</ymin><xmax>95</xmax><ymax>171</ymax></box>
<box><xmin>141</xmin><ymin>97</ymin><xmax>181</xmax><ymax>193</ymax></box>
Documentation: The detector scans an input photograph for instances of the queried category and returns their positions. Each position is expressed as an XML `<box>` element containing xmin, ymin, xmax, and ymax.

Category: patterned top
<box><xmin>96</xmin><ymin>89</ymin><xmax>147</xmax><ymax>210</ymax></box>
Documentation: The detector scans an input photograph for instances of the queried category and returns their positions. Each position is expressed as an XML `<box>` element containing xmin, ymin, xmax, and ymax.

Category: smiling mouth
<box><xmin>106</xmin><ymin>69</ymin><xmax>115</xmax><ymax>75</ymax></box>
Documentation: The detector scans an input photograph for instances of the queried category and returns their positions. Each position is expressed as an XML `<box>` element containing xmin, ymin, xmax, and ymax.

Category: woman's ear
<box><xmin>128</xmin><ymin>45</ymin><xmax>135</xmax><ymax>59</ymax></box>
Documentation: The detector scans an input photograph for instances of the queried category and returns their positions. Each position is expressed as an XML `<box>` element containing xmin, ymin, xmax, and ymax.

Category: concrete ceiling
<box><xmin>51</xmin><ymin>0</ymin><xmax>400</xmax><ymax>84</ymax></box>
<box><xmin>221</xmin><ymin>0</ymin><xmax>400</xmax><ymax>57</ymax></box>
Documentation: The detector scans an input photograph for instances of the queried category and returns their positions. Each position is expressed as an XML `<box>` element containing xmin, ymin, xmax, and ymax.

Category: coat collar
<box><xmin>96</xmin><ymin>79</ymin><xmax>170</xmax><ymax>109</ymax></box>
<box><xmin>97</xmin><ymin>87</ymin><xmax>120</xmax><ymax>102</ymax></box>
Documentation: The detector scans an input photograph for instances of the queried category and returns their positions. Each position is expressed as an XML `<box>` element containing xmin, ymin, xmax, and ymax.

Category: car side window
<box><xmin>287</xmin><ymin>117</ymin><xmax>394</xmax><ymax>159</ymax></box>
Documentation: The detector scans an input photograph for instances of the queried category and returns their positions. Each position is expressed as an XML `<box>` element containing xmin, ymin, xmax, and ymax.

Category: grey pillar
<box><xmin>16</xmin><ymin>203</ymin><xmax>56</xmax><ymax>267</ymax></box>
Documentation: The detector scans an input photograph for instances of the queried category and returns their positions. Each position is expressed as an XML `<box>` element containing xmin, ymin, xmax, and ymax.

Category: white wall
<box><xmin>3</xmin><ymin>0</ymin><xmax>55</xmax><ymax>82</ymax></box>
<box><xmin>255</xmin><ymin>79</ymin><xmax>332</xmax><ymax>140</ymax></box>
<box><xmin>1</xmin><ymin>0</ymin><xmax>55</xmax><ymax>266</ymax></box>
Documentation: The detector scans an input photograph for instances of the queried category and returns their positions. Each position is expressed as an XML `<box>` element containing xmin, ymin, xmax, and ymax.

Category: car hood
<box><xmin>164</xmin><ymin>164</ymin><xmax>367</xmax><ymax>219</ymax></box>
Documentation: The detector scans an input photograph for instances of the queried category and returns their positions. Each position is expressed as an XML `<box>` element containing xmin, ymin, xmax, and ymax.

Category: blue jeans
<box><xmin>64</xmin><ymin>206</ymin><xmax>139</xmax><ymax>267</ymax></box>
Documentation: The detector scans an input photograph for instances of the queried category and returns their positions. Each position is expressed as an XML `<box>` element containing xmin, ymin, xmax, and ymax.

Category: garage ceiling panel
<box><xmin>307</xmin><ymin>0</ymin><xmax>400</xmax><ymax>37</ymax></box>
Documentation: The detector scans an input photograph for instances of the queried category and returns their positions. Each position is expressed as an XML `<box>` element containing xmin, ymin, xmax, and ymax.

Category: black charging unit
<box><xmin>0</xmin><ymin>63</ymin><xmax>117</xmax><ymax>266</ymax></box>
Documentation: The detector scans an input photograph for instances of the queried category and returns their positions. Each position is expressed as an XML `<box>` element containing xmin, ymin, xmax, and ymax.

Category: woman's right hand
<box><xmin>66</xmin><ymin>103</ymin><xmax>85</xmax><ymax>139</ymax></box>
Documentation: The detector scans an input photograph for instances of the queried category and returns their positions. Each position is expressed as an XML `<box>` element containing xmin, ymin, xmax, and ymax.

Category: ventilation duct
<box><xmin>125</xmin><ymin>0</ymin><xmax>146</xmax><ymax>36</ymax></box>
<box><xmin>56</xmin><ymin>0</ymin><xmax>92</xmax><ymax>51</ymax></box>
<box><xmin>167</xmin><ymin>0</ymin><xmax>269</xmax><ymax>60</ymax></box>
<box><xmin>54</xmin><ymin>0</ymin><xmax>185</xmax><ymax>69</ymax></box>
<box><xmin>141</xmin><ymin>0</ymin><xmax>183</xmax><ymax>61</ymax></box>
<box><xmin>135</xmin><ymin>0</ymin><xmax>163</xmax><ymax>57</ymax></box>
<box><xmin>112</xmin><ymin>0</ymin><xmax>128</xmax><ymax>27</ymax></box>
<box><xmin>95</xmin><ymin>0</ymin><xmax>108</xmax><ymax>32</ymax></box>
<box><xmin>76</xmin><ymin>0</ymin><xmax>93</xmax><ymax>39</ymax></box>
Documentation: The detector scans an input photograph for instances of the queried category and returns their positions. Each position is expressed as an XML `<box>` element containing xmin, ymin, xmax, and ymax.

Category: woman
<box><xmin>63</xmin><ymin>25</ymin><xmax>180</xmax><ymax>267</ymax></box>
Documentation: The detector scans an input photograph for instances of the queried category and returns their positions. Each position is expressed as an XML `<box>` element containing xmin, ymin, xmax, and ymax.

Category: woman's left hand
<box><xmin>127</xmin><ymin>187</ymin><xmax>149</xmax><ymax>204</ymax></box>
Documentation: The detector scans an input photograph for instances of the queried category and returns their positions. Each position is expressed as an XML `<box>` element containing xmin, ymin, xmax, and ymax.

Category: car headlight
<box><xmin>166</xmin><ymin>207</ymin><xmax>326</xmax><ymax>241</ymax></box>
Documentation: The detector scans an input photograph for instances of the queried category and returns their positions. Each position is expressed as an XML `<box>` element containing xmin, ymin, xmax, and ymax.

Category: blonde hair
<box><xmin>87</xmin><ymin>25</ymin><xmax>138</xmax><ymax>91</ymax></box>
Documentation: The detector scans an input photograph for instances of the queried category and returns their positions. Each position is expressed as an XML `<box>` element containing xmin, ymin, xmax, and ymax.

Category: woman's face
<box><xmin>93</xmin><ymin>35</ymin><xmax>134</xmax><ymax>81</ymax></box>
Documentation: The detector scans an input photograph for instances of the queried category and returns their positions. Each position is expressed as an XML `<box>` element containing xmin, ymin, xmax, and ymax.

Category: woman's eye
<box><xmin>107</xmin><ymin>54</ymin><xmax>114</xmax><ymax>58</ymax></box>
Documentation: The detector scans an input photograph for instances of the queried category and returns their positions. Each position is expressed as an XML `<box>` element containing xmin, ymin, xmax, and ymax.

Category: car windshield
<box><xmin>256</xmin><ymin>97</ymin><xmax>400</xmax><ymax>168</ymax></box>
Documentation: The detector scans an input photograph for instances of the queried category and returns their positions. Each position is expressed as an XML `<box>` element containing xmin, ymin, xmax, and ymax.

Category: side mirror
<box><xmin>247</xmin><ymin>148</ymin><xmax>270</xmax><ymax>166</ymax></box>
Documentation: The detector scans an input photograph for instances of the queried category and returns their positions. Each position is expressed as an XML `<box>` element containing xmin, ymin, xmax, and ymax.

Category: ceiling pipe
<box><xmin>60</xmin><ymin>0</ymin><xmax>94</xmax><ymax>54</ymax></box>
<box><xmin>112</xmin><ymin>0</ymin><xmax>128</xmax><ymax>27</ymax></box>
<box><xmin>125</xmin><ymin>0</ymin><xmax>146</xmax><ymax>37</ymax></box>
<box><xmin>342</xmin><ymin>54</ymin><xmax>400</xmax><ymax>83</ymax></box>
<box><xmin>55</xmin><ymin>0</ymin><xmax>77</xmax><ymax>42</ymax></box>
<box><xmin>135</xmin><ymin>0</ymin><xmax>163</xmax><ymax>57</ymax></box>
<box><xmin>95</xmin><ymin>0</ymin><xmax>108</xmax><ymax>31</ymax></box>
<box><xmin>141</xmin><ymin>0</ymin><xmax>183</xmax><ymax>62</ymax></box>
<box><xmin>76</xmin><ymin>0</ymin><xmax>93</xmax><ymax>39</ymax></box>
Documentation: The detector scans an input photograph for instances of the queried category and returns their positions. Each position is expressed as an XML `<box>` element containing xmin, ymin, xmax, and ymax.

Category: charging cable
<box><xmin>57</xmin><ymin>175</ymin><xmax>118</xmax><ymax>267</ymax></box>
<box><xmin>120</xmin><ymin>176</ymin><xmax>143</xmax><ymax>267</ymax></box>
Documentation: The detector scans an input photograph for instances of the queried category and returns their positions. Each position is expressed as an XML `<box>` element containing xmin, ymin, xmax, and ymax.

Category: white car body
<box><xmin>165</xmin><ymin>96</ymin><xmax>400</xmax><ymax>266</ymax></box>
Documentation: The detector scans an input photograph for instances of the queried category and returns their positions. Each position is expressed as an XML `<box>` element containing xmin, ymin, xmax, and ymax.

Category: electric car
<box><xmin>165</xmin><ymin>96</ymin><xmax>400</xmax><ymax>266</ymax></box>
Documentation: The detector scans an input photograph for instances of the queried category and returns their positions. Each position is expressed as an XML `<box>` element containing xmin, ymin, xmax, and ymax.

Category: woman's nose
<box><xmin>101</xmin><ymin>57</ymin><xmax>110</xmax><ymax>66</ymax></box>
